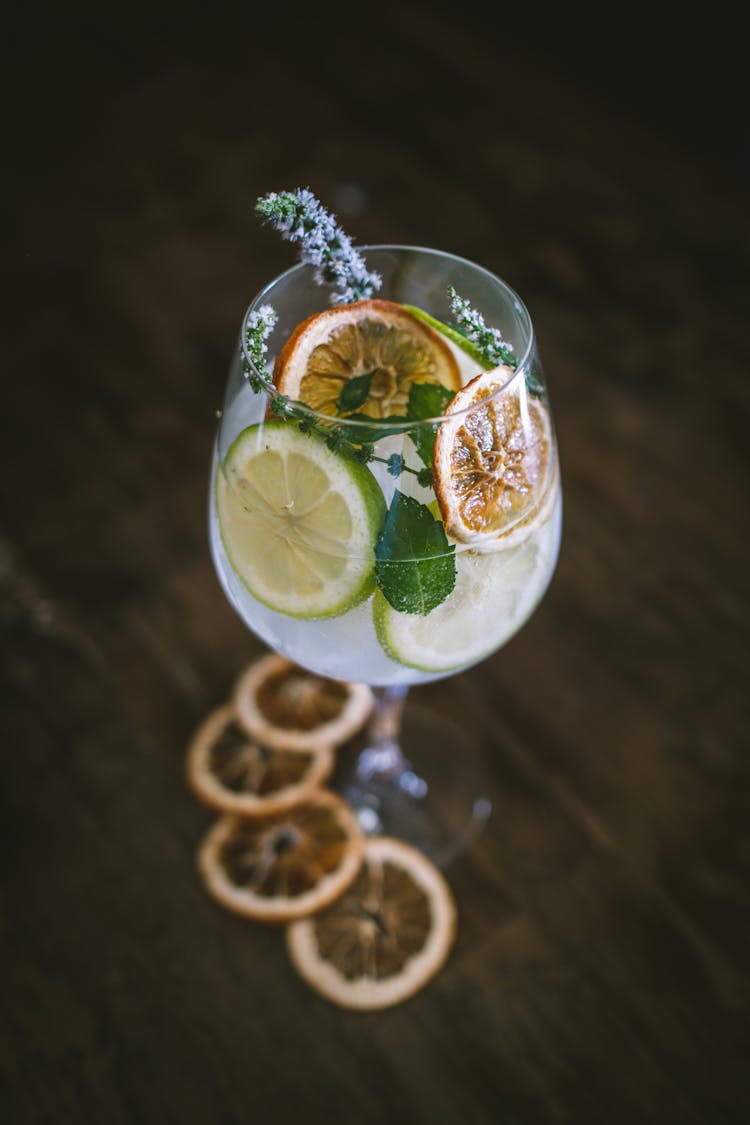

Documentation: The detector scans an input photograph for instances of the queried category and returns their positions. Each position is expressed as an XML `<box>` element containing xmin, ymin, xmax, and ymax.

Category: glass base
<box><xmin>336</xmin><ymin>702</ymin><xmax>492</xmax><ymax>869</ymax></box>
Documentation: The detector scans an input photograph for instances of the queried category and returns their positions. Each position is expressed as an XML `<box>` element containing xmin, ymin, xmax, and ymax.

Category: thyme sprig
<box><xmin>255</xmin><ymin>188</ymin><xmax>381</xmax><ymax>304</ymax></box>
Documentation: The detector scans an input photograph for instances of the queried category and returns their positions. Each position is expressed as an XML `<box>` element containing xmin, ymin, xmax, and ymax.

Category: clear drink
<box><xmin>209</xmin><ymin>227</ymin><xmax>563</xmax><ymax>861</ymax></box>
<box><xmin>209</xmin><ymin>371</ymin><xmax>561</xmax><ymax>686</ymax></box>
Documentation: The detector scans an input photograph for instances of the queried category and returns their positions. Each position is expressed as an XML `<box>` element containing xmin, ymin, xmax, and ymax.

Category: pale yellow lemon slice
<box><xmin>216</xmin><ymin>421</ymin><xmax>386</xmax><ymax>618</ymax></box>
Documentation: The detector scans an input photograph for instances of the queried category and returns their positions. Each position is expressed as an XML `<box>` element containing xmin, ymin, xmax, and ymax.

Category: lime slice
<box><xmin>402</xmin><ymin>304</ymin><xmax>487</xmax><ymax>367</ymax></box>
<box><xmin>373</xmin><ymin>532</ymin><xmax>552</xmax><ymax>673</ymax></box>
<box><xmin>217</xmin><ymin>421</ymin><xmax>386</xmax><ymax>619</ymax></box>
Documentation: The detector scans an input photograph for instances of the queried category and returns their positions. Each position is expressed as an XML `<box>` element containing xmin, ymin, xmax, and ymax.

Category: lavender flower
<box><xmin>255</xmin><ymin>188</ymin><xmax>381</xmax><ymax>304</ymax></box>
<box><xmin>447</xmin><ymin>285</ymin><xmax>516</xmax><ymax>369</ymax></box>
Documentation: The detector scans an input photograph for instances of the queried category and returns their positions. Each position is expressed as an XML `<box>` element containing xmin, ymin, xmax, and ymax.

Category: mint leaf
<box><xmin>411</xmin><ymin>423</ymin><xmax>438</xmax><ymax>470</ymax></box>
<box><xmin>407</xmin><ymin>383</ymin><xmax>454</xmax><ymax>470</ymax></box>
<box><xmin>337</xmin><ymin>414</ymin><xmax>405</xmax><ymax>444</ymax></box>
<box><xmin>375</xmin><ymin>491</ymin><xmax>456</xmax><ymax>615</ymax></box>
<box><xmin>337</xmin><ymin>370</ymin><xmax>375</xmax><ymax>414</ymax></box>
<box><xmin>407</xmin><ymin>382</ymin><xmax>455</xmax><ymax>420</ymax></box>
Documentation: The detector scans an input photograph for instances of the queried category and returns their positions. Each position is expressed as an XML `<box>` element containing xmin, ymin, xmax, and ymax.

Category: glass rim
<box><xmin>240</xmin><ymin>244</ymin><xmax>536</xmax><ymax>428</ymax></box>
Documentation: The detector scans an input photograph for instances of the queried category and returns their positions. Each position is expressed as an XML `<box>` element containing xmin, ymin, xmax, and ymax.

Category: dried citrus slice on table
<box><xmin>216</xmin><ymin>420</ymin><xmax>386</xmax><ymax>618</ymax></box>
<box><xmin>186</xmin><ymin>703</ymin><xmax>334</xmax><ymax>816</ymax></box>
<box><xmin>286</xmin><ymin>836</ymin><xmax>457</xmax><ymax>1010</ymax></box>
<box><xmin>273</xmin><ymin>299</ymin><xmax>461</xmax><ymax>417</ymax></box>
<box><xmin>234</xmin><ymin>653</ymin><xmax>373</xmax><ymax>751</ymax></box>
<box><xmin>198</xmin><ymin>790</ymin><xmax>364</xmax><ymax>923</ymax></box>
<box><xmin>433</xmin><ymin>365</ymin><xmax>556</xmax><ymax>551</ymax></box>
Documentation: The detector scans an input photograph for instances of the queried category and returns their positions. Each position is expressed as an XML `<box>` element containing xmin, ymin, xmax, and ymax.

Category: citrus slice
<box><xmin>197</xmin><ymin>790</ymin><xmax>364</xmax><ymax>923</ymax></box>
<box><xmin>373</xmin><ymin>508</ymin><xmax>560</xmax><ymax>673</ymax></box>
<box><xmin>402</xmin><ymin>304</ymin><xmax>486</xmax><ymax>366</ymax></box>
<box><xmin>273</xmin><ymin>299</ymin><xmax>461</xmax><ymax>418</ymax></box>
<box><xmin>286</xmin><ymin>836</ymin><xmax>457</xmax><ymax>1010</ymax></box>
<box><xmin>186</xmin><ymin>703</ymin><xmax>334</xmax><ymax>817</ymax></box>
<box><xmin>433</xmin><ymin>366</ymin><xmax>555</xmax><ymax>551</ymax></box>
<box><xmin>216</xmin><ymin>420</ymin><xmax>386</xmax><ymax>618</ymax></box>
<box><xmin>234</xmin><ymin>653</ymin><xmax>373</xmax><ymax>751</ymax></box>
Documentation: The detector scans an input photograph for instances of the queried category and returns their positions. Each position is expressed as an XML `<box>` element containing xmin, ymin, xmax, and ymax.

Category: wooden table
<box><xmin>3</xmin><ymin>7</ymin><xmax>749</xmax><ymax>1122</ymax></box>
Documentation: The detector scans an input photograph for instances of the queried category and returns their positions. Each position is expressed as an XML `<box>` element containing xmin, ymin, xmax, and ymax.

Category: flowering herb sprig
<box><xmin>240</xmin><ymin>189</ymin><xmax>461</xmax><ymax>615</ymax></box>
<box><xmin>242</xmin><ymin>304</ymin><xmax>278</xmax><ymax>393</ymax></box>
<box><xmin>447</xmin><ymin>285</ymin><xmax>544</xmax><ymax>396</ymax></box>
<box><xmin>241</xmin><ymin>314</ymin><xmax>362</xmax><ymax>452</ymax></box>
<box><xmin>255</xmin><ymin>188</ymin><xmax>381</xmax><ymax>304</ymax></box>
<box><xmin>447</xmin><ymin>285</ymin><xmax>516</xmax><ymax>368</ymax></box>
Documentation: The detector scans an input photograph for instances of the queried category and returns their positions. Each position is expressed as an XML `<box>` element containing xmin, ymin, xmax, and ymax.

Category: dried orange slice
<box><xmin>433</xmin><ymin>365</ymin><xmax>556</xmax><ymax>551</ymax></box>
<box><xmin>272</xmin><ymin>298</ymin><xmax>461</xmax><ymax>417</ymax></box>
<box><xmin>198</xmin><ymin>790</ymin><xmax>364</xmax><ymax>923</ymax></box>
<box><xmin>186</xmin><ymin>704</ymin><xmax>334</xmax><ymax>817</ymax></box>
<box><xmin>286</xmin><ymin>836</ymin><xmax>457</xmax><ymax>1010</ymax></box>
<box><xmin>234</xmin><ymin>653</ymin><xmax>373</xmax><ymax>751</ymax></box>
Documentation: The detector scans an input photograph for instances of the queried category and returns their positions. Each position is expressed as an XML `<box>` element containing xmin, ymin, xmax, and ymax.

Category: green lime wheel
<box><xmin>217</xmin><ymin>421</ymin><xmax>386</xmax><ymax>619</ymax></box>
<box><xmin>373</xmin><ymin>535</ymin><xmax>551</xmax><ymax>673</ymax></box>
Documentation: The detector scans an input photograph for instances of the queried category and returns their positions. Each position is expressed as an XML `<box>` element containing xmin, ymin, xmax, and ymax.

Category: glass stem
<box><xmin>355</xmin><ymin>685</ymin><xmax>410</xmax><ymax>782</ymax></box>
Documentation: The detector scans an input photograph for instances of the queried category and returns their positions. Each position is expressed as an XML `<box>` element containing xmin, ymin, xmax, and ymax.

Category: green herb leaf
<box><xmin>410</xmin><ymin>423</ymin><xmax>438</xmax><ymax>470</ymax></box>
<box><xmin>407</xmin><ymin>382</ymin><xmax>455</xmax><ymax>420</ymax></box>
<box><xmin>269</xmin><ymin>393</ymin><xmax>292</xmax><ymax>418</ymax></box>
<box><xmin>336</xmin><ymin>370</ymin><xmax>375</xmax><ymax>414</ymax></box>
<box><xmin>375</xmin><ymin>491</ymin><xmax>456</xmax><ymax>615</ymax></box>
<box><xmin>338</xmin><ymin>414</ymin><xmax>406</xmax><ymax>444</ymax></box>
<box><xmin>407</xmin><ymin>383</ymin><xmax>454</xmax><ymax>469</ymax></box>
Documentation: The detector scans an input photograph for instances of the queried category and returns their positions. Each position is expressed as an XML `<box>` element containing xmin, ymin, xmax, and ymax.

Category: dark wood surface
<box><xmin>3</xmin><ymin>7</ymin><xmax>749</xmax><ymax>1123</ymax></box>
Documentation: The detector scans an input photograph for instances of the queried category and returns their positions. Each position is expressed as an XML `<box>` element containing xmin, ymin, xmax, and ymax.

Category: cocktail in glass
<box><xmin>209</xmin><ymin>241</ymin><xmax>561</xmax><ymax>865</ymax></box>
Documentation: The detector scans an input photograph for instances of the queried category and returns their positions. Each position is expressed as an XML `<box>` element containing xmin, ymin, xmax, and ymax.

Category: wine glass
<box><xmin>209</xmin><ymin>246</ymin><xmax>562</xmax><ymax>867</ymax></box>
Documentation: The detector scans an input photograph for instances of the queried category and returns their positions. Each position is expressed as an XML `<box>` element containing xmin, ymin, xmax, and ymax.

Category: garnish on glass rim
<box><xmin>446</xmin><ymin>285</ymin><xmax>516</xmax><ymax>368</ymax></box>
<box><xmin>243</xmin><ymin>304</ymin><xmax>277</xmax><ymax>392</ymax></box>
<box><xmin>246</xmin><ymin>187</ymin><xmax>520</xmax><ymax>387</ymax></box>
<box><xmin>273</xmin><ymin>297</ymin><xmax>460</xmax><ymax>418</ymax></box>
<box><xmin>241</xmin><ymin>286</ymin><xmax>450</xmax><ymax>489</ymax></box>
<box><xmin>237</xmin><ymin>188</ymin><xmax>547</xmax><ymax>616</ymax></box>
<box><xmin>255</xmin><ymin>188</ymin><xmax>382</xmax><ymax>304</ymax></box>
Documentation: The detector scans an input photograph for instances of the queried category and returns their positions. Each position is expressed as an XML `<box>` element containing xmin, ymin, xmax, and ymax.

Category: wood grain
<box><xmin>2</xmin><ymin>6</ymin><xmax>749</xmax><ymax>1123</ymax></box>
